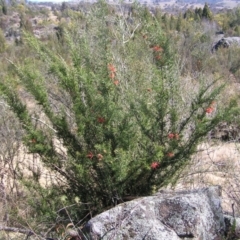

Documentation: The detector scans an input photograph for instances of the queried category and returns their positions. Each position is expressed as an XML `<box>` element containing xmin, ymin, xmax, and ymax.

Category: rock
<box><xmin>83</xmin><ymin>186</ymin><xmax>225</xmax><ymax>240</ymax></box>
<box><xmin>212</xmin><ymin>37</ymin><xmax>240</xmax><ymax>52</ymax></box>
<box><xmin>210</xmin><ymin>122</ymin><xmax>240</xmax><ymax>141</ymax></box>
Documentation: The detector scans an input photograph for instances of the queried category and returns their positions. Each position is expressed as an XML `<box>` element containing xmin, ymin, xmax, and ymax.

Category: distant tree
<box><xmin>176</xmin><ymin>13</ymin><xmax>183</xmax><ymax>32</ymax></box>
<box><xmin>202</xmin><ymin>3</ymin><xmax>213</xmax><ymax>20</ymax></box>
<box><xmin>0</xmin><ymin>0</ymin><xmax>7</xmax><ymax>15</ymax></box>
<box><xmin>227</xmin><ymin>7</ymin><xmax>240</xmax><ymax>30</ymax></box>
<box><xmin>194</xmin><ymin>7</ymin><xmax>203</xmax><ymax>20</ymax></box>
<box><xmin>155</xmin><ymin>7</ymin><xmax>162</xmax><ymax>22</ymax></box>
<box><xmin>61</xmin><ymin>1</ymin><xmax>68</xmax><ymax>12</ymax></box>
<box><xmin>183</xmin><ymin>9</ymin><xmax>194</xmax><ymax>20</ymax></box>
<box><xmin>162</xmin><ymin>13</ymin><xmax>170</xmax><ymax>31</ymax></box>
<box><xmin>142</xmin><ymin>6</ymin><xmax>152</xmax><ymax>21</ymax></box>
<box><xmin>170</xmin><ymin>15</ymin><xmax>175</xmax><ymax>30</ymax></box>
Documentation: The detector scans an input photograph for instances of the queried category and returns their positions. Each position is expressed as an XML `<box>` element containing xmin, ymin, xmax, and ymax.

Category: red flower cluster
<box><xmin>152</xmin><ymin>45</ymin><xmax>163</xmax><ymax>52</ymax></box>
<box><xmin>108</xmin><ymin>64</ymin><xmax>116</xmax><ymax>80</ymax></box>
<box><xmin>108</xmin><ymin>63</ymin><xmax>119</xmax><ymax>86</ymax></box>
<box><xmin>113</xmin><ymin>80</ymin><xmax>119</xmax><ymax>86</ymax></box>
<box><xmin>108</xmin><ymin>64</ymin><xmax>116</xmax><ymax>74</ymax></box>
<box><xmin>205</xmin><ymin>107</ymin><xmax>214</xmax><ymax>114</ymax></box>
<box><xmin>109</xmin><ymin>72</ymin><xmax>115</xmax><ymax>80</ymax></box>
<box><xmin>168</xmin><ymin>133</ymin><xmax>174</xmax><ymax>139</ymax></box>
<box><xmin>87</xmin><ymin>152</ymin><xmax>104</xmax><ymax>160</ymax></box>
<box><xmin>151</xmin><ymin>45</ymin><xmax>163</xmax><ymax>62</ymax></box>
<box><xmin>87</xmin><ymin>152</ymin><xmax>94</xmax><ymax>159</ymax></box>
<box><xmin>97</xmin><ymin>117</ymin><xmax>105</xmax><ymax>123</ymax></box>
<box><xmin>168</xmin><ymin>133</ymin><xmax>179</xmax><ymax>140</ymax></box>
<box><xmin>206</xmin><ymin>101</ymin><xmax>216</xmax><ymax>114</ymax></box>
<box><xmin>151</xmin><ymin>162</ymin><xmax>160</xmax><ymax>169</ymax></box>
<box><xmin>167</xmin><ymin>152</ymin><xmax>174</xmax><ymax>158</ymax></box>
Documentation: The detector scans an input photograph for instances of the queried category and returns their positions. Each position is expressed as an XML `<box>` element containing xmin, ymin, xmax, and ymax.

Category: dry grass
<box><xmin>173</xmin><ymin>141</ymin><xmax>240</xmax><ymax>216</ymax></box>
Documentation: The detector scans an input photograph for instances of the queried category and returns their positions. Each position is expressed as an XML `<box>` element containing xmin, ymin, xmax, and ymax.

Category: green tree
<box><xmin>155</xmin><ymin>7</ymin><xmax>162</xmax><ymax>22</ymax></box>
<box><xmin>170</xmin><ymin>14</ymin><xmax>175</xmax><ymax>30</ymax></box>
<box><xmin>183</xmin><ymin>9</ymin><xmax>194</xmax><ymax>20</ymax></box>
<box><xmin>162</xmin><ymin>13</ymin><xmax>170</xmax><ymax>31</ymax></box>
<box><xmin>202</xmin><ymin>3</ymin><xmax>213</xmax><ymax>20</ymax></box>
<box><xmin>176</xmin><ymin>13</ymin><xmax>183</xmax><ymax>32</ymax></box>
<box><xmin>194</xmin><ymin>7</ymin><xmax>203</xmax><ymax>21</ymax></box>
<box><xmin>0</xmin><ymin>0</ymin><xmax>7</xmax><ymax>15</ymax></box>
<box><xmin>61</xmin><ymin>1</ymin><xmax>68</xmax><ymax>12</ymax></box>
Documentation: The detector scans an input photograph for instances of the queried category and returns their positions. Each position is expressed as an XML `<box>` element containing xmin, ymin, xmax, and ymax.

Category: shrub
<box><xmin>0</xmin><ymin>1</ymin><xmax>238</xmax><ymax>227</ymax></box>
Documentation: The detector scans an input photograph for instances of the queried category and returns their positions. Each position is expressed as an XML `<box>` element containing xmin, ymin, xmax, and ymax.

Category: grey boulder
<box><xmin>83</xmin><ymin>186</ymin><xmax>225</xmax><ymax>240</ymax></box>
<box><xmin>212</xmin><ymin>37</ymin><xmax>240</xmax><ymax>52</ymax></box>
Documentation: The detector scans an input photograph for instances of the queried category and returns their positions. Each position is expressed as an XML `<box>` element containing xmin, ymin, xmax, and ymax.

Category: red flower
<box><xmin>167</xmin><ymin>152</ymin><xmax>174</xmax><ymax>158</ymax></box>
<box><xmin>113</xmin><ymin>80</ymin><xmax>119</xmax><ymax>85</ymax></box>
<box><xmin>168</xmin><ymin>133</ymin><xmax>180</xmax><ymax>140</ymax></box>
<box><xmin>97</xmin><ymin>117</ymin><xmax>105</xmax><ymax>123</ymax></box>
<box><xmin>87</xmin><ymin>152</ymin><xmax>94</xmax><ymax>159</ymax></box>
<box><xmin>206</xmin><ymin>107</ymin><xmax>214</xmax><ymax>114</ymax></box>
<box><xmin>108</xmin><ymin>64</ymin><xmax>116</xmax><ymax>73</ymax></box>
<box><xmin>152</xmin><ymin>45</ymin><xmax>163</xmax><ymax>52</ymax></box>
<box><xmin>168</xmin><ymin>133</ymin><xmax>175</xmax><ymax>139</ymax></box>
<box><xmin>155</xmin><ymin>55</ymin><xmax>161</xmax><ymax>60</ymax></box>
<box><xmin>109</xmin><ymin>72</ymin><xmax>115</xmax><ymax>79</ymax></box>
<box><xmin>151</xmin><ymin>162</ymin><xmax>160</xmax><ymax>169</ymax></box>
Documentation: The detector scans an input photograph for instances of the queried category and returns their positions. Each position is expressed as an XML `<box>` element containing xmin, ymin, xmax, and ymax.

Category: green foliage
<box><xmin>0</xmin><ymin>1</ymin><xmax>239</xmax><ymax>227</ymax></box>
<box><xmin>183</xmin><ymin>4</ymin><xmax>213</xmax><ymax>21</ymax></box>
<box><xmin>213</xmin><ymin>7</ymin><xmax>240</xmax><ymax>36</ymax></box>
<box><xmin>184</xmin><ymin>9</ymin><xmax>195</xmax><ymax>20</ymax></box>
<box><xmin>176</xmin><ymin>13</ymin><xmax>183</xmax><ymax>31</ymax></box>
<box><xmin>202</xmin><ymin>3</ymin><xmax>213</xmax><ymax>20</ymax></box>
<box><xmin>195</xmin><ymin>7</ymin><xmax>203</xmax><ymax>20</ymax></box>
